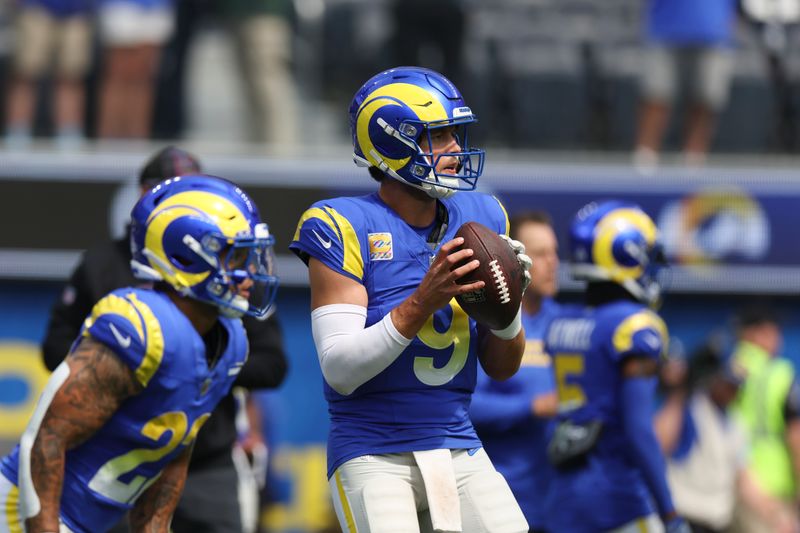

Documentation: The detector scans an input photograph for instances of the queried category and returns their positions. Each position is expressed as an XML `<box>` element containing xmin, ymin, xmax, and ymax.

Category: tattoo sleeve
<box><xmin>24</xmin><ymin>337</ymin><xmax>142</xmax><ymax>532</ymax></box>
<box><xmin>129</xmin><ymin>444</ymin><xmax>194</xmax><ymax>533</ymax></box>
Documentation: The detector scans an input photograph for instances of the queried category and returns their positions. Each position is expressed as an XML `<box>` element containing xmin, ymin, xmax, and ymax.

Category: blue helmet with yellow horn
<box><xmin>130</xmin><ymin>175</ymin><xmax>278</xmax><ymax>318</ymax></box>
<box><xmin>570</xmin><ymin>200</ymin><xmax>666</xmax><ymax>307</ymax></box>
<box><xmin>349</xmin><ymin>66</ymin><xmax>484</xmax><ymax>199</ymax></box>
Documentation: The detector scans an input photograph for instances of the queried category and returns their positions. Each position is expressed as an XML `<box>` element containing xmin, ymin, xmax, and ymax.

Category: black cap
<box><xmin>138</xmin><ymin>146</ymin><xmax>202</xmax><ymax>188</ymax></box>
<box><xmin>734</xmin><ymin>305</ymin><xmax>780</xmax><ymax>330</ymax></box>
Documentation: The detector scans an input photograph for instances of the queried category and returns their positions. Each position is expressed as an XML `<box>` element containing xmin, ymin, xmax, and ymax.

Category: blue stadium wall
<box><xmin>2</xmin><ymin>154</ymin><xmax>800</xmax><ymax>531</ymax></box>
<box><xmin>1</xmin><ymin>282</ymin><xmax>799</xmax><ymax>531</ymax></box>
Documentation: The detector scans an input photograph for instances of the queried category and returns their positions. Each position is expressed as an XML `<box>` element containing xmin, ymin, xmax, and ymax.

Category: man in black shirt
<box><xmin>41</xmin><ymin>146</ymin><xmax>287</xmax><ymax>533</ymax></box>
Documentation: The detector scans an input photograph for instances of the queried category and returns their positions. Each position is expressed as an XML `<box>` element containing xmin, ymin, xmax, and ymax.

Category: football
<box><xmin>453</xmin><ymin>221</ymin><xmax>524</xmax><ymax>330</ymax></box>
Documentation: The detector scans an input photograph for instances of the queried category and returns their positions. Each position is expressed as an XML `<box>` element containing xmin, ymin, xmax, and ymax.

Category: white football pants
<box><xmin>329</xmin><ymin>448</ymin><xmax>528</xmax><ymax>533</ymax></box>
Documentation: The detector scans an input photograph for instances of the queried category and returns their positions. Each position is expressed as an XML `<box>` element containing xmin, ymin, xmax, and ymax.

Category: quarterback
<box><xmin>290</xmin><ymin>67</ymin><xmax>530</xmax><ymax>532</ymax></box>
<box><xmin>0</xmin><ymin>176</ymin><xmax>279</xmax><ymax>533</ymax></box>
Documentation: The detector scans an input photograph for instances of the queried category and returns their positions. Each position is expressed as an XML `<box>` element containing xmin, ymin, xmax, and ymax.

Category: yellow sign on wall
<box><xmin>0</xmin><ymin>342</ymin><xmax>51</xmax><ymax>440</ymax></box>
<box><xmin>261</xmin><ymin>446</ymin><xmax>339</xmax><ymax>532</ymax></box>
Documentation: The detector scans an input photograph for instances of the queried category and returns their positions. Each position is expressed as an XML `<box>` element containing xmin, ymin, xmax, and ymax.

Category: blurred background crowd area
<box><xmin>1</xmin><ymin>0</ymin><xmax>800</xmax><ymax>155</ymax></box>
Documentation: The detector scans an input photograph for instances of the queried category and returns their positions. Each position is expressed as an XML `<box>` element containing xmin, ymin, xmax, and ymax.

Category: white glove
<box><xmin>499</xmin><ymin>234</ymin><xmax>532</xmax><ymax>292</ymax></box>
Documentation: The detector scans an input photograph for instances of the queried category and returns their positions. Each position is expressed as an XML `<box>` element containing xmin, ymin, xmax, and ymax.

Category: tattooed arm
<box><xmin>24</xmin><ymin>337</ymin><xmax>142</xmax><ymax>533</ymax></box>
<box><xmin>129</xmin><ymin>443</ymin><xmax>194</xmax><ymax>533</ymax></box>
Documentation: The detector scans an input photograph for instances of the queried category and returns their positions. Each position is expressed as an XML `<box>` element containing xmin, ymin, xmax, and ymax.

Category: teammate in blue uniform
<box><xmin>543</xmin><ymin>201</ymin><xmax>690</xmax><ymax>533</ymax></box>
<box><xmin>470</xmin><ymin>211</ymin><xmax>560</xmax><ymax>532</ymax></box>
<box><xmin>290</xmin><ymin>67</ymin><xmax>530</xmax><ymax>532</ymax></box>
<box><xmin>0</xmin><ymin>175</ymin><xmax>278</xmax><ymax>533</ymax></box>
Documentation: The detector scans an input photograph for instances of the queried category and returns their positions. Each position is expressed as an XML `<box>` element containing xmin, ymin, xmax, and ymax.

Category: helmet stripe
<box><xmin>148</xmin><ymin>191</ymin><xmax>251</xmax><ymax>237</ymax></box>
<box><xmin>145</xmin><ymin>190</ymin><xmax>252</xmax><ymax>289</ymax></box>
<box><xmin>145</xmin><ymin>205</ymin><xmax>213</xmax><ymax>289</ymax></box>
<box><xmin>356</xmin><ymin>83</ymin><xmax>450</xmax><ymax>172</ymax></box>
<box><xmin>365</xmin><ymin>83</ymin><xmax>448</xmax><ymax>123</ymax></box>
<box><xmin>592</xmin><ymin>208</ymin><xmax>657</xmax><ymax>283</ymax></box>
<box><xmin>356</xmin><ymin>96</ymin><xmax>410</xmax><ymax>171</ymax></box>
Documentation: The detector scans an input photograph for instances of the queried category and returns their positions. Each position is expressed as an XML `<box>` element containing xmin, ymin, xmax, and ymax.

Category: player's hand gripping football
<box><xmin>416</xmin><ymin>237</ymin><xmax>485</xmax><ymax>314</ymax></box>
<box><xmin>498</xmin><ymin>234</ymin><xmax>532</xmax><ymax>293</ymax></box>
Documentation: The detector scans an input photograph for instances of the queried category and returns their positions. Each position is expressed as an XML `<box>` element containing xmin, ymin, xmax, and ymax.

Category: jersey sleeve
<box><xmin>470</xmin><ymin>371</ymin><xmax>533</xmax><ymax>433</ymax></box>
<box><xmin>289</xmin><ymin>202</ymin><xmax>365</xmax><ymax>283</ymax></box>
<box><xmin>80</xmin><ymin>291</ymin><xmax>165</xmax><ymax>388</ymax></box>
<box><xmin>490</xmin><ymin>195</ymin><xmax>511</xmax><ymax>236</ymax></box>
<box><xmin>610</xmin><ymin>309</ymin><xmax>669</xmax><ymax>361</ymax></box>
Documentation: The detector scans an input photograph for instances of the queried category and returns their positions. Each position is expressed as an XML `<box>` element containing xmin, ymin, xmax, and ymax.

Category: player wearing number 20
<box><xmin>544</xmin><ymin>201</ymin><xmax>690</xmax><ymax>533</ymax></box>
<box><xmin>0</xmin><ymin>176</ymin><xmax>279</xmax><ymax>533</ymax></box>
<box><xmin>290</xmin><ymin>67</ymin><xmax>530</xmax><ymax>532</ymax></box>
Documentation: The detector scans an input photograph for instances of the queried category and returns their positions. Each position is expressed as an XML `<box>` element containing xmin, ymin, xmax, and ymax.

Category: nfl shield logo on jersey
<box><xmin>368</xmin><ymin>233</ymin><xmax>393</xmax><ymax>261</ymax></box>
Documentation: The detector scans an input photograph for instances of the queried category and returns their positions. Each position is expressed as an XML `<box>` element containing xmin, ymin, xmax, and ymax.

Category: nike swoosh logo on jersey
<box><xmin>312</xmin><ymin>229</ymin><xmax>332</xmax><ymax>249</ymax></box>
<box><xmin>109</xmin><ymin>322</ymin><xmax>132</xmax><ymax>349</ymax></box>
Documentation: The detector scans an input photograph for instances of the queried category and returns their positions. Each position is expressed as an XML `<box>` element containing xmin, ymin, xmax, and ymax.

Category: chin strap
<box><xmin>571</xmin><ymin>263</ymin><xmax>660</xmax><ymax>307</ymax></box>
<box><xmin>417</xmin><ymin>177</ymin><xmax>458</xmax><ymax>199</ymax></box>
<box><xmin>354</xmin><ymin>150</ymin><xmax>460</xmax><ymax>199</ymax></box>
<box><xmin>215</xmin><ymin>290</ymin><xmax>248</xmax><ymax>318</ymax></box>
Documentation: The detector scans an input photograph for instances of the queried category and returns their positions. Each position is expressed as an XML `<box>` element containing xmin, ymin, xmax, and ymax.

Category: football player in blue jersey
<box><xmin>543</xmin><ymin>201</ymin><xmax>690</xmax><ymax>533</ymax></box>
<box><xmin>290</xmin><ymin>66</ymin><xmax>531</xmax><ymax>532</ymax></box>
<box><xmin>0</xmin><ymin>175</ymin><xmax>279</xmax><ymax>533</ymax></box>
<box><xmin>470</xmin><ymin>211</ymin><xmax>560</xmax><ymax>533</ymax></box>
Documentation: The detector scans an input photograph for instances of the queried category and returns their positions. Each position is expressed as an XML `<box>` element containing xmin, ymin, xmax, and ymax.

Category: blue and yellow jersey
<box><xmin>470</xmin><ymin>298</ymin><xmax>559</xmax><ymax>530</ymax></box>
<box><xmin>0</xmin><ymin>288</ymin><xmax>248</xmax><ymax>533</ymax></box>
<box><xmin>544</xmin><ymin>300</ymin><xmax>668</xmax><ymax>531</ymax></box>
<box><xmin>290</xmin><ymin>192</ymin><xmax>509</xmax><ymax>478</ymax></box>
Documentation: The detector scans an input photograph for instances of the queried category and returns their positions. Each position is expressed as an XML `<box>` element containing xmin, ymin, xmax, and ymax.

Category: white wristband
<box><xmin>490</xmin><ymin>306</ymin><xmax>522</xmax><ymax>340</ymax></box>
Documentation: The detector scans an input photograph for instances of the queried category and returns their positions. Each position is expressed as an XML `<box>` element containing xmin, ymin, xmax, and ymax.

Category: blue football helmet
<box><xmin>130</xmin><ymin>175</ymin><xmax>279</xmax><ymax>319</ymax></box>
<box><xmin>570</xmin><ymin>201</ymin><xmax>666</xmax><ymax>306</ymax></box>
<box><xmin>349</xmin><ymin>66</ymin><xmax>484</xmax><ymax>199</ymax></box>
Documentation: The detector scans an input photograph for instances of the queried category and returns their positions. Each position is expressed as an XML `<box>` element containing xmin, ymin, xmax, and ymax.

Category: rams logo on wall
<box><xmin>0</xmin><ymin>342</ymin><xmax>51</xmax><ymax>439</ymax></box>
<box><xmin>658</xmin><ymin>188</ymin><xmax>770</xmax><ymax>265</ymax></box>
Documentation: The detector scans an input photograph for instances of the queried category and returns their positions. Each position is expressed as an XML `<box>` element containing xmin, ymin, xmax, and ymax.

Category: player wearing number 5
<box><xmin>290</xmin><ymin>67</ymin><xmax>529</xmax><ymax>532</ymax></box>
<box><xmin>0</xmin><ymin>176</ymin><xmax>279</xmax><ymax>533</ymax></box>
<box><xmin>544</xmin><ymin>201</ymin><xmax>689</xmax><ymax>533</ymax></box>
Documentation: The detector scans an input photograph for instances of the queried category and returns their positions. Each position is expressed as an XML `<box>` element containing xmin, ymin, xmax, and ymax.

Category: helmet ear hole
<box><xmin>172</xmin><ymin>254</ymin><xmax>193</xmax><ymax>268</ymax></box>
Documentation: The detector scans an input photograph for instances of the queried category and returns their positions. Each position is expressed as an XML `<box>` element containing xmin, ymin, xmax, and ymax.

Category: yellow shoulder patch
<box><xmin>492</xmin><ymin>196</ymin><xmax>511</xmax><ymax>236</ymax></box>
<box><xmin>293</xmin><ymin>205</ymin><xmax>365</xmax><ymax>280</ymax></box>
<box><xmin>612</xmin><ymin>310</ymin><xmax>668</xmax><ymax>357</ymax></box>
<box><xmin>83</xmin><ymin>292</ymin><xmax>165</xmax><ymax>387</ymax></box>
<box><xmin>293</xmin><ymin>207</ymin><xmax>341</xmax><ymax>243</ymax></box>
